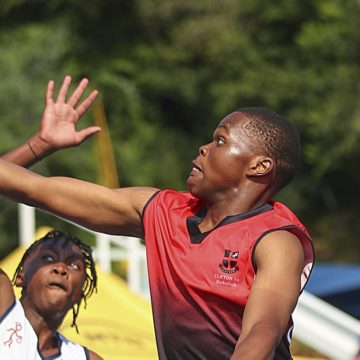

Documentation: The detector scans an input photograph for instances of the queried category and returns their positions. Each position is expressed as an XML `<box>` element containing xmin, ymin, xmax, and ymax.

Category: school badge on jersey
<box><xmin>219</xmin><ymin>249</ymin><xmax>239</xmax><ymax>274</ymax></box>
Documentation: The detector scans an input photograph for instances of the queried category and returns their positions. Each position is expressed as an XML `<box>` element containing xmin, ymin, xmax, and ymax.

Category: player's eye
<box><xmin>216</xmin><ymin>136</ymin><xmax>225</xmax><ymax>145</ymax></box>
<box><xmin>69</xmin><ymin>261</ymin><xmax>81</xmax><ymax>270</ymax></box>
<box><xmin>43</xmin><ymin>255</ymin><xmax>54</xmax><ymax>262</ymax></box>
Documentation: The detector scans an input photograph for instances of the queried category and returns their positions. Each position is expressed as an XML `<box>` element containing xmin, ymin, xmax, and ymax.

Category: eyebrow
<box><xmin>39</xmin><ymin>248</ymin><xmax>85</xmax><ymax>262</ymax></box>
<box><xmin>67</xmin><ymin>253</ymin><xmax>85</xmax><ymax>262</ymax></box>
<box><xmin>217</xmin><ymin>124</ymin><xmax>230</xmax><ymax>133</ymax></box>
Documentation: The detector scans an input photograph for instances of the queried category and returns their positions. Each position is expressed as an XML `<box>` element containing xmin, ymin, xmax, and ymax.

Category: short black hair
<box><xmin>12</xmin><ymin>230</ymin><xmax>97</xmax><ymax>333</ymax></box>
<box><xmin>237</xmin><ymin>107</ymin><xmax>301</xmax><ymax>190</ymax></box>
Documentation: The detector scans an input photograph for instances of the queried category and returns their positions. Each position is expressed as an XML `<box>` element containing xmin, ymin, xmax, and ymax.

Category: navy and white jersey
<box><xmin>0</xmin><ymin>299</ymin><xmax>89</xmax><ymax>360</ymax></box>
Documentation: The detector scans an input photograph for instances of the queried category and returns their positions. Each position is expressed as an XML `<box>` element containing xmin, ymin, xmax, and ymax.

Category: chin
<box><xmin>187</xmin><ymin>186</ymin><xmax>203</xmax><ymax>200</ymax></box>
<box><xmin>47</xmin><ymin>300</ymin><xmax>67</xmax><ymax>311</ymax></box>
<box><xmin>46</xmin><ymin>294</ymin><xmax>70</xmax><ymax>309</ymax></box>
<box><xmin>187</xmin><ymin>178</ymin><xmax>210</xmax><ymax>201</ymax></box>
<box><xmin>186</xmin><ymin>178</ymin><xmax>198</xmax><ymax>194</ymax></box>
<box><xmin>186</xmin><ymin>181</ymin><xmax>196</xmax><ymax>197</ymax></box>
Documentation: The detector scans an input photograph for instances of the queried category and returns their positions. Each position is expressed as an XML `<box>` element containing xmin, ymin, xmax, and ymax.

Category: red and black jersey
<box><xmin>142</xmin><ymin>190</ymin><xmax>314</xmax><ymax>360</ymax></box>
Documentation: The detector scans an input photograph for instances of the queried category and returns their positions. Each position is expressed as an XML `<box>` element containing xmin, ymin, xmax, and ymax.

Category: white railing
<box><xmin>18</xmin><ymin>203</ymin><xmax>36</xmax><ymax>246</ymax></box>
<box><xmin>18</xmin><ymin>204</ymin><xmax>360</xmax><ymax>358</ymax></box>
<box><xmin>93</xmin><ymin>232</ymin><xmax>148</xmax><ymax>297</ymax></box>
<box><xmin>293</xmin><ymin>290</ymin><xmax>360</xmax><ymax>360</ymax></box>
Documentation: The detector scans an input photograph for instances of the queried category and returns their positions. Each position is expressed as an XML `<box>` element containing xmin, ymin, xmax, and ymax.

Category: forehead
<box><xmin>29</xmin><ymin>238</ymin><xmax>85</xmax><ymax>261</ymax></box>
<box><xmin>217</xmin><ymin>112</ymin><xmax>250</xmax><ymax>132</ymax></box>
<box><xmin>217</xmin><ymin>111</ymin><xmax>254</xmax><ymax>145</ymax></box>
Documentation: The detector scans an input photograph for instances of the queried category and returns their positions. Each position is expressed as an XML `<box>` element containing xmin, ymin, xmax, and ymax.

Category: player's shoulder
<box><xmin>88</xmin><ymin>349</ymin><xmax>104</xmax><ymax>360</ymax></box>
<box><xmin>148</xmin><ymin>189</ymin><xmax>200</xmax><ymax>207</ymax></box>
<box><xmin>0</xmin><ymin>269</ymin><xmax>15</xmax><ymax>318</ymax></box>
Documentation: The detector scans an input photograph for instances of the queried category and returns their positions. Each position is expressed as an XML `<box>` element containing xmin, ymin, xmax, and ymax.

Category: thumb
<box><xmin>76</xmin><ymin>126</ymin><xmax>102</xmax><ymax>144</ymax></box>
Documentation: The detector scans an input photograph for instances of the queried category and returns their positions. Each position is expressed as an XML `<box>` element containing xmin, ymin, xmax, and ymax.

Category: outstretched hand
<box><xmin>0</xmin><ymin>75</ymin><xmax>100</xmax><ymax>168</ymax></box>
<box><xmin>38</xmin><ymin>75</ymin><xmax>101</xmax><ymax>150</ymax></box>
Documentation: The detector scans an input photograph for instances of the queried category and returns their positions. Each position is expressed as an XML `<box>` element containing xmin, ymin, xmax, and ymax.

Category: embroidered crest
<box><xmin>219</xmin><ymin>249</ymin><xmax>239</xmax><ymax>274</ymax></box>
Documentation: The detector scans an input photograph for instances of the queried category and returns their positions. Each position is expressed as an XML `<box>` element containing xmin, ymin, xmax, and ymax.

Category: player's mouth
<box><xmin>47</xmin><ymin>281</ymin><xmax>67</xmax><ymax>292</ymax></box>
<box><xmin>190</xmin><ymin>161</ymin><xmax>202</xmax><ymax>174</ymax></box>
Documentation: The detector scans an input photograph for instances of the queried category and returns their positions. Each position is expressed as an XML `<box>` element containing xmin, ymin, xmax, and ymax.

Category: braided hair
<box><xmin>12</xmin><ymin>230</ymin><xmax>98</xmax><ymax>333</ymax></box>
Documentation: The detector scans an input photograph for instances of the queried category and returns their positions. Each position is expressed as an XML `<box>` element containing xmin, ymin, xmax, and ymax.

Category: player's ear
<box><xmin>247</xmin><ymin>156</ymin><xmax>274</xmax><ymax>176</ymax></box>
<box><xmin>15</xmin><ymin>271</ymin><xmax>25</xmax><ymax>287</ymax></box>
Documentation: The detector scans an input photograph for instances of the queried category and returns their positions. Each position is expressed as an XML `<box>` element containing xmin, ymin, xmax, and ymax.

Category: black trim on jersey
<box><xmin>141</xmin><ymin>190</ymin><xmax>161</xmax><ymax>240</ymax></box>
<box><xmin>0</xmin><ymin>299</ymin><xmax>16</xmax><ymax>324</ymax></box>
<box><xmin>84</xmin><ymin>347</ymin><xmax>90</xmax><ymax>360</ymax></box>
<box><xmin>251</xmin><ymin>225</ymin><xmax>315</xmax><ymax>294</ymax></box>
<box><xmin>39</xmin><ymin>332</ymin><xmax>62</xmax><ymax>359</ymax></box>
<box><xmin>43</xmin><ymin>350</ymin><xmax>61</xmax><ymax>360</ymax></box>
<box><xmin>141</xmin><ymin>190</ymin><xmax>161</xmax><ymax>221</ymax></box>
<box><xmin>42</xmin><ymin>333</ymin><xmax>89</xmax><ymax>360</ymax></box>
<box><xmin>187</xmin><ymin>203</ymin><xmax>273</xmax><ymax>244</ymax></box>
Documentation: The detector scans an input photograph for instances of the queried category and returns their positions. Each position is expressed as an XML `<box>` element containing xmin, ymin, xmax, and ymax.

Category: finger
<box><xmin>56</xmin><ymin>75</ymin><xmax>72</xmax><ymax>103</ymax></box>
<box><xmin>67</xmin><ymin>78</ymin><xmax>89</xmax><ymax>107</ymax></box>
<box><xmin>76</xmin><ymin>127</ymin><xmax>102</xmax><ymax>144</ymax></box>
<box><xmin>76</xmin><ymin>90</ymin><xmax>99</xmax><ymax>119</ymax></box>
<box><xmin>46</xmin><ymin>80</ymin><xmax>55</xmax><ymax>105</ymax></box>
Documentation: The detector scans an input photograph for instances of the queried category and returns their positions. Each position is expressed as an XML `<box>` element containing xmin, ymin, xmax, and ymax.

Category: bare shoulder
<box><xmin>0</xmin><ymin>269</ymin><xmax>15</xmax><ymax>317</ymax></box>
<box><xmin>112</xmin><ymin>186</ymin><xmax>159</xmax><ymax>212</ymax></box>
<box><xmin>254</xmin><ymin>230</ymin><xmax>304</xmax><ymax>272</ymax></box>
<box><xmin>69</xmin><ymin>185</ymin><xmax>160</xmax><ymax>236</ymax></box>
<box><xmin>88</xmin><ymin>349</ymin><xmax>104</xmax><ymax>360</ymax></box>
<box><xmin>113</xmin><ymin>186</ymin><xmax>159</xmax><ymax>198</ymax></box>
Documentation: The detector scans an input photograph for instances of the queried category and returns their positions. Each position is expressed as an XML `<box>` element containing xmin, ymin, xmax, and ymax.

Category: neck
<box><xmin>20</xmin><ymin>298</ymin><xmax>63</xmax><ymax>353</ymax></box>
<box><xmin>198</xmin><ymin>187</ymin><xmax>274</xmax><ymax>232</ymax></box>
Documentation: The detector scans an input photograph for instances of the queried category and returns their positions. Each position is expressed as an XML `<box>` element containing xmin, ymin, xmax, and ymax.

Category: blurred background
<box><xmin>0</xmin><ymin>0</ymin><xmax>359</xmax><ymax>359</ymax></box>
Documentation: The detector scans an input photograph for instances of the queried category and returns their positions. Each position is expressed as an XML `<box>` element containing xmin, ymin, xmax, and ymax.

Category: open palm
<box><xmin>39</xmin><ymin>76</ymin><xmax>100</xmax><ymax>150</ymax></box>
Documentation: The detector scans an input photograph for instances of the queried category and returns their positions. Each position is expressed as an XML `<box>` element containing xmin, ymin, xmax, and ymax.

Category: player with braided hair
<box><xmin>12</xmin><ymin>230</ymin><xmax>98</xmax><ymax>333</ymax></box>
<box><xmin>0</xmin><ymin>230</ymin><xmax>101</xmax><ymax>359</ymax></box>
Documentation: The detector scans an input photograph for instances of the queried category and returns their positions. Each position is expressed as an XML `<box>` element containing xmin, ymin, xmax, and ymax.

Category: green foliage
<box><xmin>0</xmin><ymin>0</ymin><xmax>360</xmax><ymax>262</ymax></box>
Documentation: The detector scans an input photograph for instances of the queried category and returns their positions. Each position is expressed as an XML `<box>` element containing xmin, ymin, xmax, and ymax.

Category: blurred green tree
<box><xmin>0</xmin><ymin>0</ymin><xmax>359</xmax><ymax>262</ymax></box>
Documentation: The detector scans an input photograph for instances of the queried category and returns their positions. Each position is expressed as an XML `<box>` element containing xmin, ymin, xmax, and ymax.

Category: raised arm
<box><xmin>230</xmin><ymin>230</ymin><xmax>304</xmax><ymax>359</ymax></box>
<box><xmin>1</xmin><ymin>76</ymin><xmax>100</xmax><ymax>168</ymax></box>
<box><xmin>0</xmin><ymin>159</ymin><xmax>158</xmax><ymax>237</ymax></box>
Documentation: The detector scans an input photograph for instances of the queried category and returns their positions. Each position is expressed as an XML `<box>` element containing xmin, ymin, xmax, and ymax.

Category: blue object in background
<box><xmin>305</xmin><ymin>263</ymin><xmax>360</xmax><ymax>319</ymax></box>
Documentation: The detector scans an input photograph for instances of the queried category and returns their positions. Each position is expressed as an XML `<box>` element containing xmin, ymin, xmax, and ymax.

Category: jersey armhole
<box><xmin>84</xmin><ymin>347</ymin><xmax>90</xmax><ymax>360</ymax></box>
<box><xmin>141</xmin><ymin>190</ymin><xmax>161</xmax><ymax>222</ymax></box>
<box><xmin>141</xmin><ymin>190</ymin><xmax>161</xmax><ymax>242</ymax></box>
<box><xmin>251</xmin><ymin>226</ymin><xmax>315</xmax><ymax>291</ymax></box>
<box><xmin>0</xmin><ymin>299</ymin><xmax>17</xmax><ymax>324</ymax></box>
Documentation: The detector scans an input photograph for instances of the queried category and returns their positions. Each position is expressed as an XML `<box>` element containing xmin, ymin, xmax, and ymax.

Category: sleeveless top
<box><xmin>0</xmin><ymin>299</ymin><xmax>89</xmax><ymax>360</ymax></box>
<box><xmin>142</xmin><ymin>189</ymin><xmax>314</xmax><ymax>360</ymax></box>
